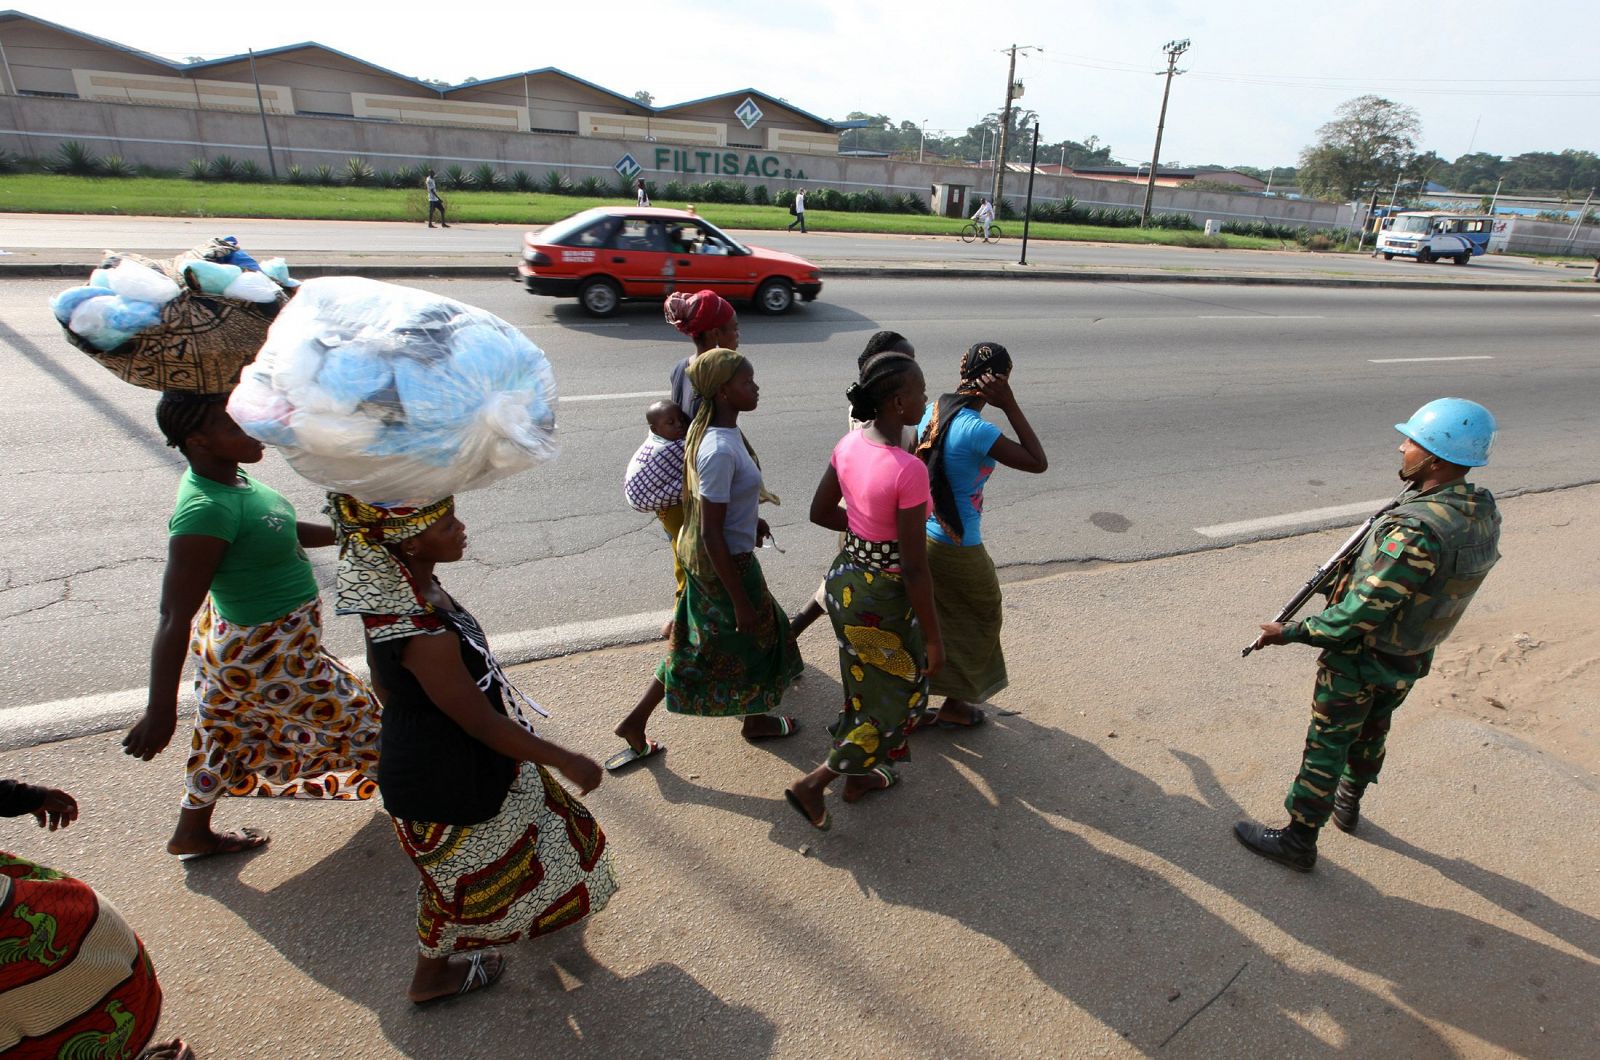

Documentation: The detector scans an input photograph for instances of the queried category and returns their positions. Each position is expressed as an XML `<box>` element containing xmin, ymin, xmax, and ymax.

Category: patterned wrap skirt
<box><xmin>822</xmin><ymin>535</ymin><xmax>930</xmax><ymax>777</ymax></box>
<box><xmin>0</xmin><ymin>853</ymin><xmax>163</xmax><ymax>1056</ymax></box>
<box><xmin>926</xmin><ymin>539</ymin><xmax>1009</xmax><ymax>702</ymax></box>
<box><xmin>392</xmin><ymin>762</ymin><xmax>618</xmax><ymax>957</ymax></box>
<box><xmin>186</xmin><ymin>597</ymin><xmax>381</xmax><ymax>808</ymax></box>
<box><xmin>657</xmin><ymin>553</ymin><xmax>802</xmax><ymax>717</ymax></box>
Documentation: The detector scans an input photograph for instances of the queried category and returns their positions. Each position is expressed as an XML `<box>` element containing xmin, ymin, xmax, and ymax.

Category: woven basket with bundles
<box><xmin>58</xmin><ymin>242</ymin><xmax>294</xmax><ymax>395</ymax></box>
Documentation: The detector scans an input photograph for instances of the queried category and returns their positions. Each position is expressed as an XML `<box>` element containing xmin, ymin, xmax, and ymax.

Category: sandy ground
<box><xmin>0</xmin><ymin>485</ymin><xmax>1594</xmax><ymax>1058</ymax></box>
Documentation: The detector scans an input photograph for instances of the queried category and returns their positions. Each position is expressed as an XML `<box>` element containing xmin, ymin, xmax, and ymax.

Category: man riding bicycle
<box><xmin>972</xmin><ymin>198</ymin><xmax>995</xmax><ymax>240</ymax></box>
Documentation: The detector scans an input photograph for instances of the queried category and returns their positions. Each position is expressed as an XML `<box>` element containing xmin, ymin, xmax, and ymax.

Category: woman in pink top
<box><xmin>785</xmin><ymin>353</ymin><xmax>944</xmax><ymax>830</ymax></box>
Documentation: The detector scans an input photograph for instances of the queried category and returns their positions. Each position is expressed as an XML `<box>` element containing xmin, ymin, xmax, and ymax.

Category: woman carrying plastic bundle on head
<box><xmin>914</xmin><ymin>341</ymin><xmax>1047</xmax><ymax>728</ymax></box>
<box><xmin>608</xmin><ymin>348</ymin><xmax>803</xmax><ymax>771</ymax></box>
<box><xmin>784</xmin><ymin>352</ymin><xmax>942</xmax><ymax>830</ymax></box>
<box><xmin>124</xmin><ymin>393</ymin><xmax>383</xmax><ymax>861</ymax></box>
<box><xmin>326</xmin><ymin>494</ymin><xmax>615</xmax><ymax>1005</ymax></box>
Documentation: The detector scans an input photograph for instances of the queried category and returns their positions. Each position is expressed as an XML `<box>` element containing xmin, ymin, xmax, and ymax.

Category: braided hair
<box><xmin>845</xmin><ymin>352</ymin><xmax>919</xmax><ymax>422</ymax></box>
<box><xmin>917</xmin><ymin>341</ymin><xmax>1014</xmax><ymax>543</ymax></box>
<box><xmin>156</xmin><ymin>391</ymin><xmax>227</xmax><ymax>451</ymax></box>
<box><xmin>857</xmin><ymin>330</ymin><xmax>914</xmax><ymax>370</ymax></box>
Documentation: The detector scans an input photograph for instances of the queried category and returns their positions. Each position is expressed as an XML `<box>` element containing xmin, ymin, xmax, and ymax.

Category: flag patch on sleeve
<box><xmin>1380</xmin><ymin>536</ymin><xmax>1405</xmax><ymax>558</ymax></box>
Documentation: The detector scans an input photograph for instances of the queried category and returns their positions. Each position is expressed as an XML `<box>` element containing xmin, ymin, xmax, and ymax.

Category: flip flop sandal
<box><xmin>413</xmin><ymin>950</ymin><xmax>506</xmax><ymax>1007</ymax></box>
<box><xmin>604</xmin><ymin>740</ymin><xmax>666</xmax><ymax>772</ymax></box>
<box><xmin>744</xmin><ymin>715</ymin><xmax>800</xmax><ymax>742</ymax></box>
<box><xmin>842</xmin><ymin>765</ymin><xmax>898</xmax><ymax>804</ymax></box>
<box><xmin>935</xmin><ymin>707</ymin><xmax>988</xmax><ymax>730</ymax></box>
<box><xmin>784</xmin><ymin>788</ymin><xmax>831</xmax><ymax>831</ymax></box>
<box><xmin>176</xmin><ymin>827</ymin><xmax>270</xmax><ymax>863</ymax></box>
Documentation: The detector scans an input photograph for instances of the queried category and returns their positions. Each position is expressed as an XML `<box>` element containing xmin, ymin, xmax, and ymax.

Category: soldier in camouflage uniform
<box><xmin>1236</xmin><ymin>398</ymin><xmax>1502</xmax><ymax>872</ymax></box>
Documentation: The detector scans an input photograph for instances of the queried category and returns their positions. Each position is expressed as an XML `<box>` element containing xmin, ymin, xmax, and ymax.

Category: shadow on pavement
<box><xmin>544</xmin><ymin>298</ymin><xmax>880</xmax><ymax>346</ymax></box>
<box><xmin>180</xmin><ymin>814</ymin><xmax>776</xmax><ymax>1059</ymax></box>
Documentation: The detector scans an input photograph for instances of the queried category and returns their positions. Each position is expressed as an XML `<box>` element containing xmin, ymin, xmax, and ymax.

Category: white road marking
<box><xmin>1196</xmin><ymin>314</ymin><xmax>1326</xmax><ymax>320</ymax></box>
<box><xmin>560</xmin><ymin>390</ymin><xmax>668</xmax><ymax>403</ymax></box>
<box><xmin>0</xmin><ymin>608</ymin><xmax>672</xmax><ymax>747</ymax></box>
<box><xmin>1195</xmin><ymin>498</ymin><xmax>1392</xmax><ymax>539</ymax></box>
<box><xmin>1367</xmin><ymin>356</ymin><xmax>1494</xmax><ymax>363</ymax></box>
<box><xmin>517</xmin><ymin>322</ymin><xmax>631</xmax><ymax>329</ymax></box>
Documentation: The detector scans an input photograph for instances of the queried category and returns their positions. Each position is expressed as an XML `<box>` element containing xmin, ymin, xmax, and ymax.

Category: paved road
<box><xmin>3</xmin><ymin>275</ymin><xmax>1596</xmax><ymax>709</ymax></box>
<box><xmin>3</xmin><ymin>212</ymin><xmax>1592</xmax><ymax>286</ymax></box>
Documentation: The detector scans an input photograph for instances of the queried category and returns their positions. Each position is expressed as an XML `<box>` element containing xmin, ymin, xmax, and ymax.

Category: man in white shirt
<box><xmin>425</xmin><ymin>171</ymin><xmax>448</xmax><ymax>229</ymax></box>
<box><xmin>972</xmin><ymin>198</ymin><xmax>994</xmax><ymax>239</ymax></box>
<box><xmin>787</xmin><ymin>188</ymin><xmax>807</xmax><ymax>233</ymax></box>
<box><xmin>636</xmin><ymin>178</ymin><xmax>650</xmax><ymax>206</ymax></box>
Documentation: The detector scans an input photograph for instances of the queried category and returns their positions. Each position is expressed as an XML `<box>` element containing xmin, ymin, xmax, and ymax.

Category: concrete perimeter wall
<box><xmin>1</xmin><ymin>97</ymin><xmax>1357</xmax><ymax>230</ymax></box>
<box><xmin>1494</xmin><ymin>217</ymin><xmax>1600</xmax><ymax>256</ymax></box>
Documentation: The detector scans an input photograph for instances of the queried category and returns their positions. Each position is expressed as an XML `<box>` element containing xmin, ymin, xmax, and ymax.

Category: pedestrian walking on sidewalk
<box><xmin>425</xmin><ymin>170</ymin><xmax>449</xmax><ymax>228</ymax></box>
<box><xmin>790</xmin><ymin>330</ymin><xmax>919</xmax><ymax>639</ymax></box>
<box><xmin>787</xmin><ymin>188</ymin><xmax>808</xmax><ymax>233</ymax></box>
<box><xmin>608</xmin><ymin>349</ymin><xmax>803</xmax><ymax>771</ymax></box>
<box><xmin>327</xmin><ymin>494</ymin><xmax>616</xmax><ymax>1006</ymax></box>
<box><xmin>666</xmin><ymin>289</ymin><xmax>739</xmax><ymax>421</ymax></box>
<box><xmin>785</xmin><ymin>352</ymin><xmax>942</xmax><ymax>830</ymax></box>
<box><xmin>914</xmin><ymin>341</ymin><xmax>1048</xmax><ymax>727</ymax></box>
<box><xmin>0</xmin><ymin>779</ymin><xmax>196</xmax><ymax>1059</ymax></box>
<box><xmin>1237</xmin><ymin>398</ymin><xmax>1502</xmax><ymax>872</ymax></box>
<box><xmin>636</xmin><ymin>178</ymin><xmax>651</xmax><ymax>207</ymax></box>
<box><xmin>124</xmin><ymin>393</ymin><xmax>381</xmax><ymax>861</ymax></box>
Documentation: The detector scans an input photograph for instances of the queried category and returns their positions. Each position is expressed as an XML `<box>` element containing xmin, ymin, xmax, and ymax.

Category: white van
<box><xmin>1376</xmin><ymin>211</ymin><xmax>1492</xmax><ymax>265</ymax></box>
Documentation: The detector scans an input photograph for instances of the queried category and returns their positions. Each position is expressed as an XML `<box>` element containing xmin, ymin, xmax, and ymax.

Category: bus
<box><xmin>1375</xmin><ymin>211</ymin><xmax>1493</xmax><ymax>265</ymax></box>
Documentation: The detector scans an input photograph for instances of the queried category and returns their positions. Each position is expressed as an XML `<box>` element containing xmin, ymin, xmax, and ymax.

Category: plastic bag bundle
<box><xmin>228</xmin><ymin>277</ymin><xmax>558</xmax><ymax>505</ymax></box>
<box><xmin>49</xmin><ymin>239</ymin><xmax>299</xmax><ymax>393</ymax></box>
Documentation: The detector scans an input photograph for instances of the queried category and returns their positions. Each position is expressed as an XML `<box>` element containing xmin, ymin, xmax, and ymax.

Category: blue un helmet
<box><xmin>1395</xmin><ymin>398</ymin><xmax>1497</xmax><ymax>467</ymax></box>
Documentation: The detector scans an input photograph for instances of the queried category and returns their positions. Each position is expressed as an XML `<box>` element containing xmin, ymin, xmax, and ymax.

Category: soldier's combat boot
<box><xmin>1332</xmin><ymin>779</ymin><xmax>1365</xmax><ymax>834</ymax></box>
<box><xmin>1233</xmin><ymin>820</ymin><xmax>1318</xmax><ymax>873</ymax></box>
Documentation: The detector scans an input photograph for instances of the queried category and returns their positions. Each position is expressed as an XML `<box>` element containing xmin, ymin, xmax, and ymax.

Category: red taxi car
<box><xmin>519</xmin><ymin>207</ymin><xmax>822</xmax><ymax>317</ymax></box>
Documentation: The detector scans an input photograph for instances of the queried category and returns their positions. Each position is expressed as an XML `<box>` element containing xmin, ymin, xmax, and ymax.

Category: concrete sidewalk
<box><xmin>0</xmin><ymin>486</ymin><xmax>1594</xmax><ymax>1058</ymax></box>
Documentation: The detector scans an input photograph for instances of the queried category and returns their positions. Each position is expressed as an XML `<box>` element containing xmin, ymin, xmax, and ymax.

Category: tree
<box><xmin>633</xmin><ymin>90</ymin><xmax>654</xmax><ymax>106</ymax></box>
<box><xmin>1297</xmin><ymin>95</ymin><xmax>1421</xmax><ymax>200</ymax></box>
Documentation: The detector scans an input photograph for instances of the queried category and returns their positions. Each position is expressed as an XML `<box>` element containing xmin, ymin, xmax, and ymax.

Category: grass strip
<box><xmin>0</xmin><ymin>175</ymin><xmax>1294</xmax><ymax>250</ymax></box>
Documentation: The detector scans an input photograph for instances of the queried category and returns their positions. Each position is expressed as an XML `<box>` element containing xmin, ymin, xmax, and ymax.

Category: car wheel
<box><xmin>579</xmin><ymin>277</ymin><xmax>621</xmax><ymax>317</ymax></box>
<box><xmin>755</xmin><ymin>278</ymin><xmax>794</xmax><ymax>315</ymax></box>
<box><xmin>1453</xmin><ymin>253</ymin><xmax>1470</xmax><ymax>265</ymax></box>
<box><xmin>1383</xmin><ymin>253</ymin><xmax>1394</xmax><ymax>260</ymax></box>
<box><xmin>1417</xmin><ymin>248</ymin><xmax>1433</xmax><ymax>264</ymax></box>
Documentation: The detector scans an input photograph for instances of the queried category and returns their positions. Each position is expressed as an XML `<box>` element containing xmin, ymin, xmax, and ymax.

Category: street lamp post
<box><xmin>919</xmin><ymin>119</ymin><xmax>928</xmax><ymax>164</ymax></box>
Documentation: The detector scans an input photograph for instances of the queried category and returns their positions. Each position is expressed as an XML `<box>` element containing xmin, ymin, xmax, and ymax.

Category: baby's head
<box><xmin>647</xmin><ymin>400</ymin><xmax>689</xmax><ymax>441</ymax></box>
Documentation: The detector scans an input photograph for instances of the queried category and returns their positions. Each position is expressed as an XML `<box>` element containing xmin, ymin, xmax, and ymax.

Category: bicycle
<box><xmin>959</xmin><ymin>222</ymin><xmax>1004</xmax><ymax>244</ymax></box>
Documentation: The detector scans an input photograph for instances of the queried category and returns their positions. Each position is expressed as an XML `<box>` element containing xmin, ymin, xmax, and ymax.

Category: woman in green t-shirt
<box><xmin>123</xmin><ymin>393</ymin><xmax>382</xmax><ymax>860</ymax></box>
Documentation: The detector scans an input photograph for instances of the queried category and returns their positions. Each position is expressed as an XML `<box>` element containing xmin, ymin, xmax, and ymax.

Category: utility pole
<box><xmin>919</xmin><ymin>119</ymin><xmax>928</xmax><ymax>163</ymax></box>
<box><xmin>1486</xmin><ymin>176</ymin><xmax>1503</xmax><ymax>216</ymax></box>
<box><xmin>992</xmin><ymin>43</ymin><xmax>1041</xmax><ymax>209</ymax></box>
<box><xmin>248</xmin><ymin>48</ymin><xmax>279</xmax><ymax>182</ymax></box>
<box><xmin>1139</xmin><ymin>37</ymin><xmax>1189</xmax><ymax>228</ymax></box>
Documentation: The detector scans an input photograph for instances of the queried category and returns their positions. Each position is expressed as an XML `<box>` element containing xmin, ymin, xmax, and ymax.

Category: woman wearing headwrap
<box><xmin>124</xmin><ymin>393</ymin><xmax>381</xmax><ymax>861</ymax></box>
<box><xmin>664</xmin><ymin>289</ymin><xmax>739</xmax><ymax>421</ymax></box>
<box><xmin>785</xmin><ymin>352</ymin><xmax>942</xmax><ymax>830</ymax></box>
<box><xmin>656</xmin><ymin>290</ymin><xmax>740</xmax><ymax>638</ymax></box>
<box><xmin>608</xmin><ymin>348</ymin><xmax>803</xmax><ymax>770</ymax></box>
<box><xmin>914</xmin><ymin>342</ymin><xmax>1047</xmax><ymax>727</ymax></box>
<box><xmin>327</xmin><ymin>494</ymin><xmax>616</xmax><ymax>1006</ymax></box>
<box><xmin>0</xmin><ymin>779</ymin><xmax>195</xmax><ymax>1059</ymax></box>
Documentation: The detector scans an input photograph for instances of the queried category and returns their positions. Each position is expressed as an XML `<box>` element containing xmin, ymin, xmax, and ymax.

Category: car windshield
<box><xmin>1395</xmin><ymin>216</ymin><xmax>1433</xmax><ymax>234</ymax></box>
<box><xmin>538</xmin><ymin>212</ymin><xmax>615</xmax><ymax>246</ymax></box>
<box><xmin>697</xmin><ymin>219</ymin><xmax>749</xmax><ymax>255</ymax></box>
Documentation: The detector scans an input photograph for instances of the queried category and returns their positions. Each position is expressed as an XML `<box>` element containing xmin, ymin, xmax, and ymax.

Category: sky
<box><xmin>26</xmin><ymin>0</ymin><xmax>1600</xmax><ymax>169</ymax></box>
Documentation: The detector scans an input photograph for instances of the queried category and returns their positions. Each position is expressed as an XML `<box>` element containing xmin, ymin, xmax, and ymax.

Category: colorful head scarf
<box><xmin>326</xmin><ymin>493</ymin><xmax>454</xmax><ymax>642</ymax></box>
<box><xmin>675</xmin><ymin>348</ymin><xmax>778</xmax><ymax>580</ymax></box>
<box><xmin>917</xmin><ymin>341</ymin><xmax>1013</xmax><ymax>543</ymax></box>
<box><xmin>664</xmin><ymin>289</ymin><xmax>734</xmax><ymax>338</ymax></box>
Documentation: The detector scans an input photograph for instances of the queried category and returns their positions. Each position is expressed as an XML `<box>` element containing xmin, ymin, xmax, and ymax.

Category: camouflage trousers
<box><xmin>1285</xmin><ymin>660</ymin><xmax>1415</xmax><ymax>828</ymax></box>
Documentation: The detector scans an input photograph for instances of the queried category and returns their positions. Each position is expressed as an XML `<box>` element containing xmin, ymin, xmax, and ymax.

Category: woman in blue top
<box><xmin>915</xmin><ymin>342</ymin><xmax>1047</xmax><ymax>727</ymax></box>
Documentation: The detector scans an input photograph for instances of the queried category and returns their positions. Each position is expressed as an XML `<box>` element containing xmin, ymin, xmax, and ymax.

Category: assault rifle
<box><xmin>1241</xmin><ymin>489</ymin><xmax>1409</xmax><ymax>657</ymax></box>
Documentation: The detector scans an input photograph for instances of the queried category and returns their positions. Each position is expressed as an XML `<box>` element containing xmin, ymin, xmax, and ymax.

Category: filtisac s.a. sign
<box><xmin>734</xmin><ymin>97</ymin><xmax>764</xmax><ymax>130</ymax></box>
<box><xmin>652</xmin><ymin>147</ymin><xmax>805</xmax><ymax>181</ymax></box>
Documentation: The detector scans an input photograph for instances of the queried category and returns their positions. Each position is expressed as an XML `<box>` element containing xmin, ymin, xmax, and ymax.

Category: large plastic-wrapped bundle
<box><xmin>228</xmin><ymin>277</ymin><xmax>558</xmax><ymax>505</ymax></box>
<box><xmin>49</xmin><ymin>237</ymin><xmax>297</xmax><ymax>394</ymax></box>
